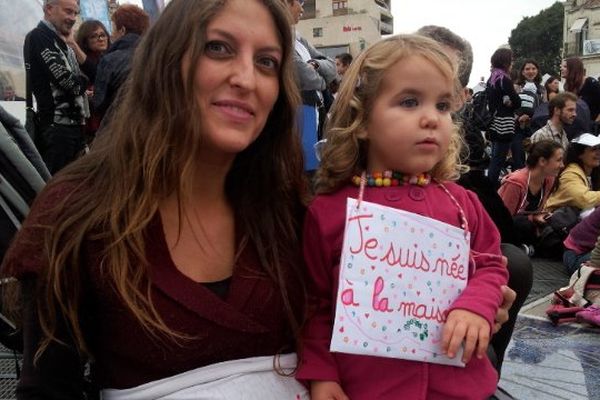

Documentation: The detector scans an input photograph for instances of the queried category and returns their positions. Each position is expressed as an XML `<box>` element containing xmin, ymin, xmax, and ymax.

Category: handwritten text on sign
<box><xmin>330</xmin><ymin>198</ymin><xmax>470</xmax><ymax>367</ymax></box>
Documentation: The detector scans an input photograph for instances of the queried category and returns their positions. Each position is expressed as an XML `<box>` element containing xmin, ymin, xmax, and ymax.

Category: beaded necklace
<box><xmin>351</xmin><ymin>171</ymin><xmax>431</xmax><ymax>187</ymax></box>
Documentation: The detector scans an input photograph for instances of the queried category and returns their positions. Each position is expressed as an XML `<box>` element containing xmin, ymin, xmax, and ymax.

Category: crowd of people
<box><xmin>0</xmin><ymin>0</ymin><xmax>599</xmax><ymax>399</ymax></box>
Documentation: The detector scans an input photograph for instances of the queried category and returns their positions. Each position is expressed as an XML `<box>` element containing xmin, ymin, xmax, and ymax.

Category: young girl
<box><xmin>296</xmin><ymin>35</ymin><xmax>509</xmax><ymax>400</ymax></box>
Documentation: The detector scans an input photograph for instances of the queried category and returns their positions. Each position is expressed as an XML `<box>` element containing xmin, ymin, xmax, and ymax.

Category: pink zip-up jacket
<box><xmin>297</xmin><ymin>182</ymin><xmax>508</xmax><ymax>400</ymax></box>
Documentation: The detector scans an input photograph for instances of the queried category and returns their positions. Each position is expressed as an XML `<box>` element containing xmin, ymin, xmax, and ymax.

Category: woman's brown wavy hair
<box><xmin>315</xmin><ymin>34</ymin><xmax>466</xmax><ymax>194</ymax></box>
<box><xmin>4</xmin><ymin>0</ymin><xmax>307</xmax><ymax>361</ymax></box>
<box><xmin>563</xmin><ymin>57</ymin><xmax>585</xmax><ymax>95</ymax></box>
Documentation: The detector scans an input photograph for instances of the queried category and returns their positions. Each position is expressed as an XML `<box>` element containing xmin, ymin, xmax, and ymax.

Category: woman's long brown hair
<box><xmin>4</xmin><ymin>0</ymin><xmax>307</xmax><ymax>361</ymax></box>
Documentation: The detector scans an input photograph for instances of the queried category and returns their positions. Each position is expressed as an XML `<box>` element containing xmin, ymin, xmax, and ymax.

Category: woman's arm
<box><xmin>497</xmin><ymin>180</ymin><xmax>524</xmax><ymax>216</ymax></box>
<box><xmin>559</xmin><ymin>169</ymin><xmax>600</xmax><ymax>210</ymax></box>
<box><xmin>17</xmin><ymin>280</ymin><xmax>87</xmax><ymax>400</ymax></box>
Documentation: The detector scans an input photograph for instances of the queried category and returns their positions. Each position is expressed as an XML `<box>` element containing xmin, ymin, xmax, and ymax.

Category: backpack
<box><xmin>536</xmin><ymin>206</ymin><xmax>580</xmax><ymax>259</ymax></box>
<box><xmin>546</xmin><ymin>264</ymin><xmax>600</xmax><ymax>326</ymax></box>
<box><xmin>467</xmin><ymin>87</ymin><xmax>494</xmax><ymax>131</ymax></box>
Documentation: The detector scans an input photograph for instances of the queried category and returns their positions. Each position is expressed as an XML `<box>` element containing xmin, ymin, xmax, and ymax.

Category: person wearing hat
<box><xmin>530</xmin><ymin>92</ymin><xmax>578</xmax><ymax>150</ymax></box>
<box><xmin>545</xmin><ymin>133</ymin><xmax>600</xmax><ymax>214</ymax></box>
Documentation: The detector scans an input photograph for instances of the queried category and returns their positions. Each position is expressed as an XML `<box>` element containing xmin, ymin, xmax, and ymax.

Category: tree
<box><xmin>508</xmin><ymin>2</ymin><xmax>564</xmax><ymax>78</ymax></box>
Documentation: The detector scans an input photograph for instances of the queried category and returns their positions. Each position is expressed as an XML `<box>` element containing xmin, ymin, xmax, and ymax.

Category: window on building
<box><xmin>313</xmin><ymin>27</ymin><xmax>323</xmax><ymax>38</ymax></box>
<box><xmin>300</xmin><ymin>0</ymin><xmax>316</xmax><ymax>19</ymax></box>
<box><xmin>333</xmin><ymin>0</ymin><xmax>348</xmax><ymax>15</ymax></box>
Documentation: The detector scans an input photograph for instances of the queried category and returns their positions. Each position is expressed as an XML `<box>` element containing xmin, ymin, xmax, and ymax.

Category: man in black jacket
<box><xmin>24</xmin><ymin>0</ymin><xmax>89</xmax><ymax>174</ymax></box>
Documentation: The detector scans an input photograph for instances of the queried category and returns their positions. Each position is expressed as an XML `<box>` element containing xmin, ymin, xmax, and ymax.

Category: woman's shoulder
<box><xmin>2</xmin><ymin>178</ymin><xmax>89</xmax><ymax>279</ymax></box>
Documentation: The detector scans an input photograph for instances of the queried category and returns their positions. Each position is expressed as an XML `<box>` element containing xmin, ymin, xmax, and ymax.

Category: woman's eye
<box><xmin>205</xmin><ymin>41</ymin><xmax>230</xmax><ymax>56</ymax></box>
<box><xmin>257</xmin><ymin>56</ymin><xmax>280</xmax><ymax>71</ymax></box>
<box><xmin>400</xmin><ymin>98</ymin><xmax>418</xmax><ymax>108</ymax></box>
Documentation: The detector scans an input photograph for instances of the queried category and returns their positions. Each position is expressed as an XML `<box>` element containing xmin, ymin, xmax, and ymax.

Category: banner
<box><xmin>330</xmin><ymin>198</ymin><xmax>470</xmax><ymax>367</ymax></box>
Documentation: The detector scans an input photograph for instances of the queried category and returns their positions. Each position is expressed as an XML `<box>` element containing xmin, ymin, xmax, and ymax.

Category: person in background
<box><xmin>514</xmin><ymin>60</ymin><xmax>545</xmax><ymax>168</ymax></box>
<box><xmin>2</xmin><ymin>0</ymin><xmax>309</xmax><ymax>397</ymax></box>
<box><xmin>562</xmin><ymin>57</ymin><xmax>600</xmax><ymax>124</ymax></box>
<box><xmin>545</xmin><ymin>133</ymin><xmax>600</xmax><ymax>214</ymax></box>
<box><xmin>465</xmin><ymin>87</ymin><xmax>474</xmax><ymax>103</ymax></box>
<box><xmin>417</xmin><ymin>25</ymin><xmax>530</xmax><ymax>382</ymax></box>
<box><xmin>516</xmin><ymin>59</ymin><xmax>545</xmax><ymax>101</ymax></box>
<box><xmin>563</xmin><ymin>207</ymin><xmax>600</xmax><ymax>274</ymax></box>
<box><xmin>93</xmin><ymin>4</ymin><xmax>149</xmax><ymax>122</ymax></box>
<box><xmin>2</xmin><ymin>85</ymin><xmax>24</xmax><ymax>101</ymax></box>
<box><xmin>544</xmin><ymin>75</ymin><xmax>560</xmax><ymax>102</ymax></box>
<box><xmin>71</xmin><ymin>19</ymin><xmax>111</xmax><ymax>140</ymax></box>
<box><xmin>498</xmin><ymin>140</ymin><xmax>564</xmax><ymax>256</ymax></box>
<box><xmin>530</xmin><ymin>91</ymin><xmax>577</xmax><ymax>150</ymax></box>
<box><xmin>334</xmin><ymin>52</ymin><xmax>352</xmax><ymax>76</ymax></box>
<box><xmin>329</xmin><ymin>52</ymin><xmax>352</xmax><ymax>95</ymax></box>
<box><xmin>69</xmin><ymin>20</ymin><xmax>110</xmax><ymax>85</ymax></box>
<box><xmin>23</xmin><ymin>0</ymin><xmax>89</xmax><ymax>174</ymax></box>
<box><xmin>283</xmin><ymin>0</ymin><xmax>336</xmax><ymax>170</ymax></box>
<box><xmin>486</xmin><ymin>47</ymin><xmax>521</xmax><ymax>187</ymax></box>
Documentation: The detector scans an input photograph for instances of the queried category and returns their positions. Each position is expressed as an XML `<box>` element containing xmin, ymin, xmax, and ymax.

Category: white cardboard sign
<box><xmin>330</xmin><ymin>198</ymin><xmax>470</xmax><ymax>367</ymax></box>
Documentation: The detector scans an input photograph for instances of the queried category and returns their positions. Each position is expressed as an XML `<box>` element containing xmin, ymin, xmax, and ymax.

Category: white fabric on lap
<box><xmin>101</xmin><ymin>354</ymin><xmax>309</xmax><ymax>400</ymax></box>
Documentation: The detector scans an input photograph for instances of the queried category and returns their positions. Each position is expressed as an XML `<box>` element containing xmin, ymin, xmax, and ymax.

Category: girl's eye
<box><xmin>205</xmin><ymin>41</ymin><xmax>230</xmax><ymax>56</ymax></box>
<box><xmin>400</xmin><ymin>97</ymin><xmax>418</xmax><ymax>108</ymax></box>
<box><xmin>436</xmin><ymin>101</ymin><xmax>451</xmax><ymax>112</ymax></box>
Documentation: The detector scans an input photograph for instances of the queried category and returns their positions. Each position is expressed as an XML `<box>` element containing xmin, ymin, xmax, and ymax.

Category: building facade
<box><xmin>563</xmin><ymin>0</ymin><xmax>600</xmax><ymax>77</ymax></box>
<box><xmin>296</xmin><ymin>0</ymin><xmax>392</xmax><ymax>58</ymax></box>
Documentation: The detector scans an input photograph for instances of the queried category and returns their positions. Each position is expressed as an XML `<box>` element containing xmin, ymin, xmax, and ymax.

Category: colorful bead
<box><xmin>352</xmin><ymin>171</ymin><xmax>431</xmax><ymax>188</ymax></box>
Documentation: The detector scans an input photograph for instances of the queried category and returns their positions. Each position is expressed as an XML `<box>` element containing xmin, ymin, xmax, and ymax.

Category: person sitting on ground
<box><xmin>563</xmin><ymin>207</ymin><xmax>600</xmax><ymax>274</ymax></box>
<box><xmin>545</xmin><ymin>133</ymin><xmax>600</xmax><ymax>214</ymax></box>
<box><xmin>530</xmin><ymin>92</ymin><xmax>577</xmax><ymax>150</ymax></box>
<box><xmin>498</xmin><ymin>140</ymin><xmax>564</xmax><ymax>256</ymax></box>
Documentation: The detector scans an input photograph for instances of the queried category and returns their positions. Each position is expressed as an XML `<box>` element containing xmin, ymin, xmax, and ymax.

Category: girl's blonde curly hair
<box><xmin>315</xmin><ymin>34</ymin><xmax>468</xmax><ymax>194</ymax></box>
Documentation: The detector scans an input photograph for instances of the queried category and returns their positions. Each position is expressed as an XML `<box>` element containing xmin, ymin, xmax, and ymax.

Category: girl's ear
<box><xmin>356</xmin><ymin>126</ymin><xmax>369</xmax><ymax>139</ymax></box>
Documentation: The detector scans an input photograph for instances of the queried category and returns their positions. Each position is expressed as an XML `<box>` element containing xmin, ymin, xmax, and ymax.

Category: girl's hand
<box><xmin>493</xmin><ymin>285</ymin><xmax>515</xmax><ymax>334</ymax></box>
<box><xmin>442</xmin><ymin>309</ymin><xmax>490</xmax><ymax>364</ymax></box>
<box><xmin>311</xmin><ymin>380</ymin><xmax>349</xmax><ymax>400</ymax></box>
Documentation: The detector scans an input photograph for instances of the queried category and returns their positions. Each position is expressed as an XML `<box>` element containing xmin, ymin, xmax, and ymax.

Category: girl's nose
<box><xmin>419</xmin><ymin>107</ymin><xmax>439</xmax><ymax>129</ymax></box>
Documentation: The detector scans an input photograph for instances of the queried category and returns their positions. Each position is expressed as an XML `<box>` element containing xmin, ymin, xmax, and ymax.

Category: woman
<box><xmin>498</xmin><ymin>140</ymin><xmax>564</xmax><ymax>254</ymax></box>
<box><xmin>562</xmin><ymin>57</ymin><xmax>600</xmax><ymax>122</ymax></box>
<box><xmin>486</xmin><ymin>47</ymin><xmax>521</xmax><ymax>186</ymax></box>
<box><xmin>545</xmin><ymin>133</ymin><xmax>600</xmax><ymax>213</ymax></box>
<box><xmin>544</xmin><ymin>75</ymin><xmax>560</xmax><ymax>102</ymax></box>
<box><xmin>93</xmin><ymin>4</ymin><xmax>150</xmax><ymax>121</ymax></box>
<box><xmin>517</xmin><ymin>59</ymin><xmax>545</xmax><ymax>102</ymax></box>
<box><xmin>513</xmin><ymin>59</ymin><xmax>544</xmax><ymax>170</ymax></box>
<box><xmin>73</xmin><ymin>20</ymin><xmax>110</xmax><ymax>84</ymax></box>
<box><xmin>563</xmin><ymin>207</ymin><xmax>600</xmax><ymax>274</ymax></box>
<box><xmin>72</xmin><ymin>20</ymin><xmax>111</xmax><ymax>140</ymax></box>
<box><xmin>2</xmin><ymin>0</ymin><xmax>309</xmax><ymax>398</ymax></box>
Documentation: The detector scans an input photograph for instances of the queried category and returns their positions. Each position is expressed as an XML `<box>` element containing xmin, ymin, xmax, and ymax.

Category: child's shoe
<box><xmin>576</xmin><ymin>305</ymin><xmax>600</xmax><ymax>327</ymax></box>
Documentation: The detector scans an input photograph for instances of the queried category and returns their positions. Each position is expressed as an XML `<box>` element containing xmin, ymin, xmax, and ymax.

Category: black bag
<box><xmin>468</xmin><ymin>87</ymin><xmax>494</xmax><ymax>131</ymax></box>
<box><xmin>537</xmin><ymin>206</ymin><xmax>580</xmax><ymax>259</ymax></box>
